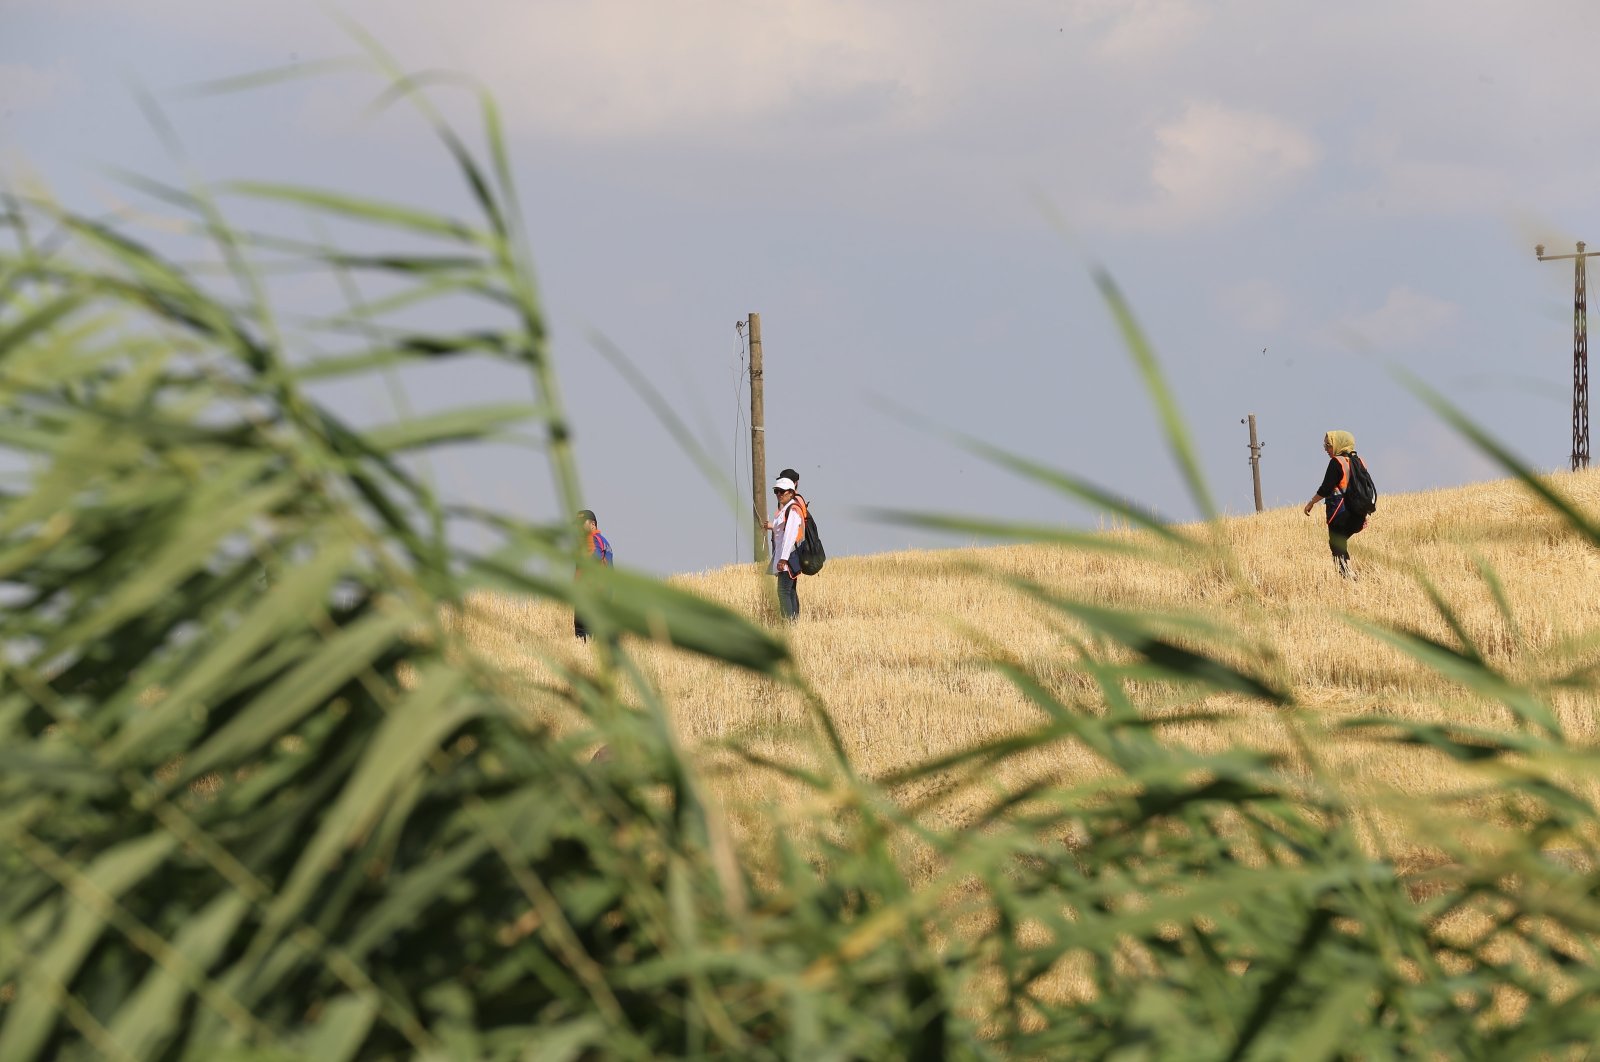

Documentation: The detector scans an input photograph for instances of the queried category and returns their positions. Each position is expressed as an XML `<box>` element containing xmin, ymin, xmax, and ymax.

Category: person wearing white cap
<box><xmin>766</xmin><ymin>474</ymin><xmax>806</xmax><ymax>621</ymax></box>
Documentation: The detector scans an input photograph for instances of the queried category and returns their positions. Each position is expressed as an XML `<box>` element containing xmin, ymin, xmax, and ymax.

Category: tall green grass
<box><xmin>6</xmin><ymin>71</ymin><xmax>1600</xmax><ymax>1059</ymax></box>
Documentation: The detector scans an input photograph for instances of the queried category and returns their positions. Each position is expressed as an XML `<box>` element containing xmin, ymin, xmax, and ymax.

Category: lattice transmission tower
<box><xmin>1537</xmin><ymin>241</ymin><xmax>1600</xmax><ymax>470</ymax></box>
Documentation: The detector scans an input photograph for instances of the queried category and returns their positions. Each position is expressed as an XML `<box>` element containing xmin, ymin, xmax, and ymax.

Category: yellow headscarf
<box><xmin>1323</xmin><ymin>430</ymin><xmax>1356</xmax><ymax>456</ymax></box>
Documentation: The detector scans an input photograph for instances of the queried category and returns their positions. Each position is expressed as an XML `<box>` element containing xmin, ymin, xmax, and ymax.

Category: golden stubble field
<box><xmin>455</xmin><ymin>470</ymin><xmax>1600</xmax><ymax>874</ymax></box>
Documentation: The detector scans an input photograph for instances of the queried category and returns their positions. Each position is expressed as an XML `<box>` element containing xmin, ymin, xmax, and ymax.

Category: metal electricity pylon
<box><xmin>1536</xmin><ymin>241</ymin><xmax>1600</xmax><ymax>470</ymax></box>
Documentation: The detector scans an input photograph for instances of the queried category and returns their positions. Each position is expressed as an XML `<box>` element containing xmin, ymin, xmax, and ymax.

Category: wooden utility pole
<box><xmin>1536</xmin><ymin>242</ymin><xmax>1599</xmax><ymax>470</ymax></box>
<box><xmin>1242</xmin><ymin>414</ymin><xmax>1264</xmax><ymax>513</ymax></box>
<box><xmin>747</xmin><ymin>312</ymin><xmax>768</xmax><ymax>562</ymax></box>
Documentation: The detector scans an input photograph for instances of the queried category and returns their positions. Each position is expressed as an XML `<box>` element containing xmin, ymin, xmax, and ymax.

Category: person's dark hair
<box><xmin>778</xmin><ymin>468</ymin><xmax>799</xmax><ymax>485</ymax></box>
<box><xmin>576</xmin><ymin>509</ymin><xmax>597</xmax><ymax>526</ymax></box>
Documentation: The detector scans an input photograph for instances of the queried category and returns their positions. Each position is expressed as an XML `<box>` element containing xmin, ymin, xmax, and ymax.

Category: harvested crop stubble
<box><xmin>457</xmin><ymin>470</ymin><xmax>1600</xmax><ymax>878</ymax></box>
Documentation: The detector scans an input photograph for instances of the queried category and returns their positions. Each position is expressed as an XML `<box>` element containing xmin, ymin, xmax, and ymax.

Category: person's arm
<box><xmin>1303</xmin><ymin>458</ymin><xmax>1342</xmax><ymax>515</ymax></box>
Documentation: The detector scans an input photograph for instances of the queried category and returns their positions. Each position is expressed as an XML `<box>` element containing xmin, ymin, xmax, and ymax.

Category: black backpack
<box><xmin>1344</xmin><ymin>452</ymin><xmax>1378</xmax><ymax>517</ymax></box>
<box><xmin>796</xmin><ymin>504</ymin><xmax>826</xmax><ymax>575</ymax></box>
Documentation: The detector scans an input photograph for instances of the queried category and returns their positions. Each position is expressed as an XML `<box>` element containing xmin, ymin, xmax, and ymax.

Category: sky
<box><xmin>4</xmin><ymin>0</ymin><xmax>1599</xmax><ymax>575</ymax></box>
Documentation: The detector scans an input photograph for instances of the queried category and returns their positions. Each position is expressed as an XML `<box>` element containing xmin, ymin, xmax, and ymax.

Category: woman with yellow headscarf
<box><xmin>1302</xmin><ymin>430</ymin><xmax>1369</xmax><ymax>578</ymax></box>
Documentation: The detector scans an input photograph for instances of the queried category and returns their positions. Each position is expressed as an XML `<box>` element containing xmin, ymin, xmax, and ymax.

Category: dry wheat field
<box><xmin>455</xmin><ymin>469</ymin><xmax>1600</xmax><ymax>872</ymax></box>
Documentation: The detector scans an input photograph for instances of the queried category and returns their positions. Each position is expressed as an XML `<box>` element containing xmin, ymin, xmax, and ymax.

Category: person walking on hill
<box><xmin>767</xmin><ymin>474</ymin><xmax>806</xmax><ymax>621</ymax></box>
<box><xmin>1303</xmin><ymin>430</ymin><xmax>1369</xmax><ymax>579</ymax></box>
<box><xmin>574</xmin><ymin>509</ymin><xmax>613</xmax><ymax>640</ymax></box>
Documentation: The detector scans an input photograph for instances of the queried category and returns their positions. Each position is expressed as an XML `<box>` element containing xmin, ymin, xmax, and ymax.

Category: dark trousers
<box><xmin>775</xmin><ymin>554</ymin><xmax>800</xmax><ymax>621</ymax></box>
<box><xmin>574</xmin><ymin>577</ymin><xmax>610</xmax><ymax>640</ymax></box>
<box><xmin>1327</xmin><ymin>506</ymin><xmax>1366</xmax><ymax>559</ymax></box>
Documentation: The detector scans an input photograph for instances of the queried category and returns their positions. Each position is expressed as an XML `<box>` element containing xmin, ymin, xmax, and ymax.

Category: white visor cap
<box><xmin>773</xmin><ymin>477</ymin><xmax>797</xmax><ymax>491</ymax></box>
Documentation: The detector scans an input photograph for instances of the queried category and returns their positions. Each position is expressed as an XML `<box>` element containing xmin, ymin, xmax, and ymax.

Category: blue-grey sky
<box><xmin>5</xmin><ymin>1</ymin><xmax>1598</xmax><ymax>574</ymax></box>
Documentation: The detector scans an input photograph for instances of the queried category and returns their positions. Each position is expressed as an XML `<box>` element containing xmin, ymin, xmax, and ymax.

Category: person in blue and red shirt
<box><xmin>574</xmin><ymin>509</ymin><xmax>613</xmax><ymax>640</ymax></box>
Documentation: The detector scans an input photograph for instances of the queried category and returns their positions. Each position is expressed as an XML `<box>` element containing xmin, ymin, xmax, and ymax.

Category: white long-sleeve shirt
<box><xmin>769</xmin><ymin>495</ymin><xmax>805</xmax><ymax>574</ymax></box>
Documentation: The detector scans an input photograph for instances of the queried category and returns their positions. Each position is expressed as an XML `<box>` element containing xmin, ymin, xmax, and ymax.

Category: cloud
<box><xmin>10</xmin><ymin>0</ymin><xmax>958</xmax><ymax>142</ymax></box>
<box><xmin>16</xmin><ymin>0</ymin><xmax>1599</xmax><ymax>234</ymax></box>
<box><xmin>77</xmin><ymin>0</ymin><xmax>949</xmax><ymax>140</ymax></box>
<box><xmin>1105</xmin><ymin>101</ymin><xmax>1319</xmax><ymax>229</ymax></box>
<box><xmin>1071</xmin><ymin>0</ymin><xmax>1210</xmax><ymax>59</ymax></box>
<box><xmin>0</xmin><ymin>62</ymin><xmax>73</xmax><ymax>115</ymax></box>
<box><xmin>448</xmin><ymin>0</ymin><xmax>946</xmax><ymax>138</ymax></box>
<box><xmin>1335</xmin><ymin>286</ymin><xmax>1461</xmax><ymax>351</ymax></box>
<box><xmin>1219</xmin><ymin>279</ymin><xmax>1293</xmax><ymax>332</ymax></box>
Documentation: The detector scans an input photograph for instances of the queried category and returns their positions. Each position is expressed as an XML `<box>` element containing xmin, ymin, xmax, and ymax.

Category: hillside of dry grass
<box><xmin>458</xmin><ymin>469</ymin><xmax>1600</xmax><ymax>868</ymax></box>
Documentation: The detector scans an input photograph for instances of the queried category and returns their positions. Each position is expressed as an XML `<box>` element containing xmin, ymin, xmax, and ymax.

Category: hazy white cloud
<box><xmin>19</xmin><ymin>0</ymin><xmax>950</xmax><ymax>140</ymax></box>
<box><xmin>1104</xmin><ymin>101</ymin><xmax>1319</xmax><ymax>229</ymax></box>
<box><xmin>15</xmin><ymin>0</ymin><xmax>1586</xmax><ymax>225</ymax></box>
<box><xmin>1336</xmin><ymin>287</ymin><xmax>1461</xmax><ymax>351</ymax></box>
<box><xmin>1219</xmin><ymin>278</ymin><xmax>1293</xmax><ymax>332</ymax></box>
<box><xmin>0</xmin><ymin>62</ymin><xmax>73</xmax><ymax>114</ymax></box>
<box><xmin>448</xmin><ymin>0</ymin><xmax>948</xmax><ymax>137</ymax></box>
<box><xmin>1072</xmin><ymin>0</ymin><xmax>1211</xmax><ymax>59</ymax></box>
